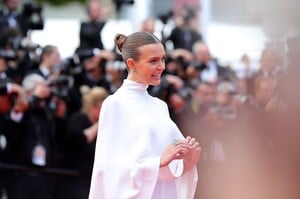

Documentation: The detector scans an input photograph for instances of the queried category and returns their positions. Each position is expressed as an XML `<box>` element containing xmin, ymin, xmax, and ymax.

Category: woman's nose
<box><xmin>158</xmin><ymin>60</ymin><xmax>165</xmax><ymax>71</ymax></box>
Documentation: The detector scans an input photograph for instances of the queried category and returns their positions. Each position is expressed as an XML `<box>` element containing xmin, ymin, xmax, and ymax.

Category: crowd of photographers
<box><xmin>1</xmin><ymin>0</ymin><xmax>300</xmax><ymax>198</ymax></box>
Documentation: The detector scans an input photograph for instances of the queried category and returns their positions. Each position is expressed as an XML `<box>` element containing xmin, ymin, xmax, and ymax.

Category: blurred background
<box><xmin>31</xmin><ymin>0</ymin><xmax>299</xmax><ymax>63</ymax></box>
<box><xmin>0</xmin><ymin>0</ymin><xmax>299</xmax><ymax>199</ymax></box>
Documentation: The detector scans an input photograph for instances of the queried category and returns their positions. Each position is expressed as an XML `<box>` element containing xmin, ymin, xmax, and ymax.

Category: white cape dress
<box><xmin>89</xmin><ymin>79</ymin><xmax>198</xmax><ymax>199</ymax></box>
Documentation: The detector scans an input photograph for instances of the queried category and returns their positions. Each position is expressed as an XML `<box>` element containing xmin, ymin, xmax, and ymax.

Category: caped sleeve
<box><xmin>89</xmin><ymin>96</ymin><xmax>162</xmax><ymax>199</ymax></box>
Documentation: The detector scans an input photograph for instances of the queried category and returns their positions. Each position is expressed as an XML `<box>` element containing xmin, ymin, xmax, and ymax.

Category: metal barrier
<box><xmin>0</xmin><ymin>162</ymin><xmax>85</xmax><ymax>176</ymax></box>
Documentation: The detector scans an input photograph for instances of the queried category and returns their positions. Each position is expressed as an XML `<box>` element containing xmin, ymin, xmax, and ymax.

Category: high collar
<box><xmin>121</xmin><ymin>79</ymin><xmax>149</xmax><ymax>93</ymax></box>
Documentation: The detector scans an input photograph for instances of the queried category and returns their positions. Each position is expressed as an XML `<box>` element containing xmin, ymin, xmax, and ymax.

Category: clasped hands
<box><xmin>160</xmin><ymin>136</ymin><xmax>201</xmax><ymax>168</ymax></box>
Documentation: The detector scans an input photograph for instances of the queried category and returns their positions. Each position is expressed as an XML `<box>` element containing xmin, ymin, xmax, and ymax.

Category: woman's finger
<box><xmin>185</xmin><ymin>136</ymin><xmax>191</xmax><ymax>143</ymax></box>
<box><xmin>189</xmin><ymin>138</ymin><xmax>196</xmax><ymax>145</ymax></box>
<box><xmin>192</xmin><ymin>141</ymin><xmax>199</xmax><ymax>148</ymax></box>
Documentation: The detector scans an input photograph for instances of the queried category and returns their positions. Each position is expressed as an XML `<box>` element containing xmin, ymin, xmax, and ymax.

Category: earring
<box><xmin>132</xmin><ymin>69</ymin><xmax>136</xmax><ymax>73</ymax></box>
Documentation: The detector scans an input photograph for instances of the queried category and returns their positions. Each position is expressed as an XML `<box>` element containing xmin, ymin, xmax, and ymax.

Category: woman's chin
<box><xmin>150</xmin><ymin>79</ymin><xmax>161</xmax><ymax>86</ymax></box>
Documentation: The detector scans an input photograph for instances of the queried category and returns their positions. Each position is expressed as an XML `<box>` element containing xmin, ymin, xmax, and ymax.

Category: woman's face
<box><xmin>129</xmin><ymin>43</ymin><xmax>166</xmax><ymax>86</ymax></box>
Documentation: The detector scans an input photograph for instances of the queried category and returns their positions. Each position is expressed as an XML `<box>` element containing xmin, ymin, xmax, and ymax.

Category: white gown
<box><xmin>89</xmin><ymin>79</ymin><xmax>198</xmax><ymax>199</ymax></box>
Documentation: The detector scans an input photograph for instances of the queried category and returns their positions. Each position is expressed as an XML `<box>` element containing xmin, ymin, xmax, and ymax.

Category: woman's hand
<box><xmin>160</xmin><ymin>140</ymin><xmax>192</xmax><ymax>168</ymax></box>
<box><xmin>183</xmin><ymin>136</ymin><xmax>201</xmax><ymax>172</ymax></box>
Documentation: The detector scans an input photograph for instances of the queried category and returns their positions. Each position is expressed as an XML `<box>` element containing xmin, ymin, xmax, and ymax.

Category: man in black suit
<box><xmin>76</xmin><ymin>0</ymin><xmax>106</xmax><ymax>53</ymax></box>
<box><xmin>165</xmin><ymin>7</ymin><xmax>202</xmax><ymax>52</ymax></box>
<box><xmin>28</xmin><ymin>45</ymin><xmax>61</xmax><ymax>80</ymax></box>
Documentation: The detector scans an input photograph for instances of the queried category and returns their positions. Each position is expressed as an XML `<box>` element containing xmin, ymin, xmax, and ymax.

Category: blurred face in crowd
<box><xmin>127</xmin><ymin>43</ymin><xmax>165</xmax><ymax>86</ymax></box>
<box><xmin>41</xmin><ymin>46</ymin><xmax>61</xmax><ymax>73</ymax></box>
<box><xmin>140</xmin><ymin>18</ymin><xmax>155</xmax><ymax>34</ymax></box>
<box><xmin>0</xmin><ymin>58</ymin><xmax>7</xmax><ymax>72</ymax></box>
<box><xmin>106</xmin><ymin>63</ymin><xmax>124</xmax><ymax>83</ymax></box>
<box><xmin>260</xmin><ymin>50</ymin><xmax>281</xmax><ymax>72</ymax></box>
<box><xmin>83</xmin><ymin>56</ymin><xmax>103</xmax><ymax>80</ymax></box>
<box><xmin>87</xmin><ymin>0</ymin><xmax>101</xmax><ymax>21</ymax></box>
<box><xmin>194</xmin><ymin>83</ymin><xmax>215</xmax><ymax>105</ymax></box>
<box><xmin>47</xmin><ymin>47</ymin><xmax>61</xmax><ymax>69</ymax></box>
<box><xmin>83</xmin><ymin>56</ymin><xmax>100</xmax><ymax>72</ymax></box>
<box><xmin>241</xmin><ymin>54</ymin><xmax>251</xmax><ymax>68</ymax></box>
<box><xmin>255</xmin><ymin>78</ymin><xmax>276</xmax><ymax>106</ymax></box>
<box><xmin>194</xmin><ymin>43</ymin><xmax>211</xmax><ymax>64</ymax></box>
<box><xmin>84</xmin><ymin>101</ymin><xmax>102</xmax><ymax>123</ymax></box>
<box><xmin>4</xmin><ymin>0</ymin><xmax>20</xmax><ymax>11</ymax></box>
<box><xmin>216</xmin><ymin>92</ymin><xmax>233</xmax><ymax>106</ymax></box>
<box><xmin>82</xmin><ymin>87</ymin><xmax>108</xmax><ymax>123</ymax></box>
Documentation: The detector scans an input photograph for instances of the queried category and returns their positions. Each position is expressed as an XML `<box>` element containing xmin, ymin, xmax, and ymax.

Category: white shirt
<box><xmin>89</xmin><ymin>79</ymin><xmax>198</xmax><ymax>199</ymax></box>
<box><xmin>200</xmin><ymin>61</ymin><xmax>218</xmax><ymax>83</ymax></box>
<box><xmin>39</xmin><ymin>65</ymin><xmax>51</xmax><ymax>78</ymax></box>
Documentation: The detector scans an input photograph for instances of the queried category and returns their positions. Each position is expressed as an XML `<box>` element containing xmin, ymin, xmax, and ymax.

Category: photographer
<box><xmin>2</xmin><ymin>45</ymin><xmax>69</xmax><ymax>198</ymax></box>
<box><xmin>164</xmin><ymin>6</ymin><xmax>202</xmax><ymax>52</ymax></box>
<box><xmin>0</xmin><ymin>0</ymin><xmax>44</xmax><ymax>84</ymax></box>
<box><xmin>0</xmin><ymin>54</ymin><xmax>25</xmax><ymax>113</ymax></box>
<box><xmin>27</xmin><ymin>45</ymin><xmax>60</xmax><ymax>80</ymax></box>
<box><xmin>76</xmin><ymin>0</ymin><xmax>107</xmax><ymax>53</ymax></box>
<box><xmin>0</xmin><ymin>0</ymin><xmax>44</xmax><ymax>37</ymax></box>
<box><xmin>0</xmin><ymin>26</ymin><xmax>39</xmax><ymax>84</ymax></box>
<box><xmin>0</xmin><ymin>54</ymin><xmax>26</xmax><ymax>198</ymax></box>
<box><xmin>186</xmin><ymin>41</ymin><xmax>235</xmax><ymax>87</ymax></box>
<box><xmin>0</xmin><ymin>0</ymin><xmax>21</xmax><ymax>31</ymax></box>
<box><xmin>67</xmin><ymin>49</ymin><xmax>114</xmax><ymax>115</ymax></box>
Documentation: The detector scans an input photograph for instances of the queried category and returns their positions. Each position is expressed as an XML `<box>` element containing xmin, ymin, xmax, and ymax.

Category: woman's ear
<box><xmin>126</xmin><ymin>58</ymin><xmax>135</xmax><ymax>71</ymax></box>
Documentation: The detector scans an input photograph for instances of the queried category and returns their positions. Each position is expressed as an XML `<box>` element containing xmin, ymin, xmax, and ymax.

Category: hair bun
<box><xmin>114</xmin><ymin>33</ymin><xmax>127</xmax><ymax>52</ymax></box>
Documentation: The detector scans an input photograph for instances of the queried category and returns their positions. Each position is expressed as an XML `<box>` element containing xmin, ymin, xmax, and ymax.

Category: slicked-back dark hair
<box><xmin>114</xmin><ymin>32</ymin><xmax>161</xmax><ymax>62</ymax></box>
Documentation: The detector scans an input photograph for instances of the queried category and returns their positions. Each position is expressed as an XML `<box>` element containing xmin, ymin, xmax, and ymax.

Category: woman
<box><xmin>63</xmin><ymin>86</ymin><xmax>108</xmax><ymax>199</ymax></box>
<box><xmin>89</xmin><ymin>32</ymin><xmax>201</xmax><ymax>199</ymax></box>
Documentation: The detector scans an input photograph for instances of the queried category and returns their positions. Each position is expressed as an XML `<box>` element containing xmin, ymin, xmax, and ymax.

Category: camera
<box><xmin>158</xmin><ymin>10</ymin><xmax>173</xmax><ymax>25</ymax></box>
<box><xmin>0</xmin><ymin>37</ymin><xmax>40</xmax><ymax>67</ymax></box>
<box><xmin>47</xmin><ymin>75</ymin><xmax>74</xmax><ymax>98</ymax></box>
<box><xmin>8</xmin><ymin>37</ymin><xmax>40</xmax><ymax>51</ymax></box>
<box><xmin>0</xmin><ymin>26</ymin><xmax>40</xmax><ymax>64</ymax></box>
<box><xmin>58</xmin><ymin>48</ymin><xmax>101</xmax><ymax>75</ymax></box>
<box><xmin>21</xmin><ymin>2</ymin><xmax>44</xmax><ymax>33</ymax></box>
<box><xmin>189</xmin><ymin>61</ymin><xmax>207</xmax><ymax>71</ymax></box>
<box><xmin>22</xmin><ymin>73</ymin><xmax>74</xmax><ymax>100</ymax></box>
<box><xmin>0</xmin><ymin>49</ymin><xmax>18</xmax><ymax>61</ymax></box>
<box><xmin>114</xmin><ymin>0</ymin><xmax>134</xmax><ymax>11</ymax></box>
<box><xmin>165</xmin><ymin>55</ymin><xmax>190</xmax><ymax>71</ymax></box>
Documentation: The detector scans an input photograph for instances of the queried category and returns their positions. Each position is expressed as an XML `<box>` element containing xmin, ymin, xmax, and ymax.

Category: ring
<box><xmin>172</xmin><ymin>139</ymin><xmax>178</xmax><ymax>146</ymax></box>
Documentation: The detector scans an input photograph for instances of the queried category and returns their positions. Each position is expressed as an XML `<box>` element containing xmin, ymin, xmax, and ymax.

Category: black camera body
<box><xmin>0</xmin><ymin>49</ymin><xmax>18</xmax><ymax>61</ymax></box>
<box><xmin>114</xmin><ymin>0</ymin><xmax>134</xmax><ymax>11</ymax></box>
<box><xmin>158</xmin><ymin>11</ymin><xmax>173</xmax><ymax>25</ymax></box>
<box><xmin>8</xmin><ymin>37</ymin><xmax>40</xmax><ymax>51</ymax></box>
<box><xmin>58</xmin><ymin>48</ymin><xmax>100</xmax><ymax>75</ymax></box>
<box><xmin>189</xmin><ymin>60</ymin><xmax>208</xmax><ymax>71</ymax></box>
<box><xmin>47</xmin><ymin>75</ymin><xmax>74</xmax><ymax>99</ymax></box>
<box><xmin>21</xmin><ymin>2</ymin><xmax>44</xmax><ymax>33</ymax></box>
<box><xmin>0</xmin><ymin>37</ymin><xmax>40</xmax><ymax>64</ymax></box>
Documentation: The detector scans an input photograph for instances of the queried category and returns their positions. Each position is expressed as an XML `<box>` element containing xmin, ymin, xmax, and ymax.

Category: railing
<box><xmin>0</xmin><ymin>162</ymin><xmax>86</xmax><ymax>177</ymax></box>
